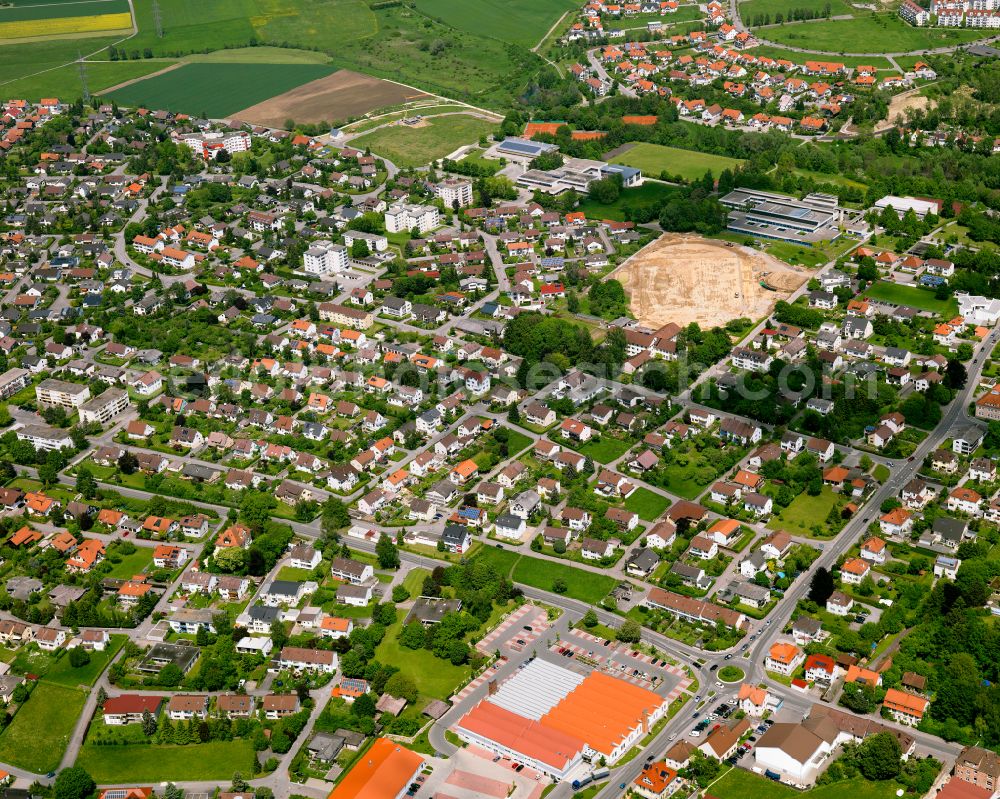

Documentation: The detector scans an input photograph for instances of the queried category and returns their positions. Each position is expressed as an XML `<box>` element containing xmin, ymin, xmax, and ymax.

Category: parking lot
<box><xmin>549</xmin><ymin>629</ymin><xmax>687</xmax><ymax>695</ymax></box>
<box><xmin>476</xmin><ymin>604</ymin><xmax>550</xmax><ymax>655</ymax></box>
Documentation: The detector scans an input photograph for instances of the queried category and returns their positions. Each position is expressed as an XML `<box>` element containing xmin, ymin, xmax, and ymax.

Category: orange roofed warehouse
<box><xmin>455</xmin><ymin>659</ymin><xmax>669</xmax><ymax>779</ymax></box>
<box><xmin>327</xmin><ymin>737</ymin><xmax>423</xmax><ymax>799</ymax></box>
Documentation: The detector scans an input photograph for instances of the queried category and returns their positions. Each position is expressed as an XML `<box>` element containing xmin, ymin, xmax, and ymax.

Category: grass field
<box><xmin>860</xmin><ymin>281</ymin><xmax>958</xmax><ymax>316</ymax></box>
<box><xmin>411</xmin><ymin>0</ymin><xmax>577</xmax><ymax>48</ymax></box>
<box><xmin>761</xmin><ymin>14</ymin><xmax>990</xmax><ymax>52</ymax></box>
<box><xmin>0</xmin><ymin>683</ymin><xmax>86</xmax><ymax>773</ymax></box>
<box><xmin>107</xmin><ymin>62</ymin><xmax>336</xmax><ymax>117</ymax></box>
<box><xmin>77</xmin><ymin>739</ymin><xmax>256</xmax><ymax>782</ymax></box>
<box><xmin>105</xmin><ymin>547</ymin><xmax>154</xmax><ymax>579</ymax></box>
<box><xmin>624</xmin><ymin>487</ymin><xmax>671</xmax><ymax>521</ymax></box>
<box><xmin>748</xmin><ymin>44</ymin><xmax>893</xmax><ymax>69</ymax></box>
<box><xmin>184</xmin><ymin>46</ymin><xmax>332</xmax><ymax>63</ymax></box>
<box><xmin>611</xmin><ymin>143</ymin><xmax>744</xmax><ymax>183</ymax></box>
<box><xmin>739</xmin><ymin>0</ymin><xmax>854</xmax><ymax>21</ymax></box>
<box><xmin>578</xmin><ymin>181</ymin><xmax>678</xmax><ymax>222</ymax></box>
<box><xmin>579</xmin><ymin>436</ymin><xmax>632</xmax><ymax>464</ymax></box>
<box><xmin>710</xmin><ymin>768</ymin><xmax>905</xmax><ymax>799</ymax></box>
<box><xmin>43</xmin><ymin>634</ymin><xmax>126</xmax><ymax>688</ymax></box>
<box><xmin>375</xmin><ymin>620</ymin><xmax>471</xmax><ymax>700</ymax></box>
<box><xmin>351</xmin><ymin>114</ymin><xmax>497</xmax><ymax>168</ymax></box>
<box><xmin>475</xmin><ymin>547</ymin><xmax>616</xmax><ymax>604</ymax></box>
<box><xmin>767</xmin><ymin>486</ymin><xmax>840</xmax><ymax>537</ymax></box>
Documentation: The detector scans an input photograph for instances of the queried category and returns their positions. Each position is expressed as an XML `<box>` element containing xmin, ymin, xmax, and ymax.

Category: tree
<box><xmin>855</xmin><ymin>732</ymin><xmax>902</xmax><ymax>780</ymax></box>
<box><xmin>808</xmin><ymin>566</ymin><xmax>834</xmax><ymax>604</ymax></box>
<box><xmin>376</xmin><ymin>534</ymin><xmax>400</xmax><ymax>570</ymax></box>
<box><xmin>945</xmin><ymin>358</ymin><xmax>967</xmax><ymax>389</ymax></box>
<box><xmin>214</xmin><ymin>546</ymin><xmax>246</xmax><ymax>573</ymax></box>
<box><xmin>76</xmin><ymin>466</ymin><xmax>97</xmax><ymax>499</ymax></box>
<box><xmin>552</xmin><ymin>577</ymin><xmax>568</xmax><ymax>593</ymax></box>
<box><xmin>384</xmin><ymin>673</ymin><xmax>418</xmax><ymax>703</ymax></box>
<box><xmin>69</xmin><ymin>647</ymin><xmax>91</xmax><ymax>667</ymax></box>
<box><xmin>141</xmin><ymin>709</ymin><xmax>158</xmax><ymax>737</ymax></box>
<box><xmin>53</xmin><ymin>767</ymin><xmax>95</xmax><ymax>799</ymax></box>
<box><xmin>617</xmin><ymin>619</ymin><xmax>641</xmax><ymax>643</ymax></box>
<box><xmin>582</xmin><ymin>609</ymin><xmax>599</xmax><ymax>628</ymax></box>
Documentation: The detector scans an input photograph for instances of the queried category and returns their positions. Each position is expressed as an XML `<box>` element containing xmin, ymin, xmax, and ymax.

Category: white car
<box><xmin>689</xmin><ymin>730</ymin><xmax>702</xmax><ymax>738</ymax></box>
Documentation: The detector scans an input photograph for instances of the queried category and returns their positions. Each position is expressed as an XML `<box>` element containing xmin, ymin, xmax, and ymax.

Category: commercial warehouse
<box><xmin>455</xmin><ymin>659</ymin><xmax>669</xmax><ymax>779</ymax></box>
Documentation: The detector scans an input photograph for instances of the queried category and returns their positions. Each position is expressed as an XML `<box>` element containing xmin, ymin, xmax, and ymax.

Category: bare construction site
<box><xmin>612</xmin><ymin>234</ymin><xmax>810</xmax><ymax>329</ymax></box>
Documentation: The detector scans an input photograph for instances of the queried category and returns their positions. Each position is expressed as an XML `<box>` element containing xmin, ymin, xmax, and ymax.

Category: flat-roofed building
<box><xmin>0</xmin><ymin>368</ymin><xmax>30</xmax><ymax>400</ymax></box>
<box><xmin>720</xmin><ymin>188</ymin><xmax>842</xmax><ymax>244</ymax></box>
<box><xmin>35</xmin><ymin>378</ymin><xmax>90</xmax><ymax>409</ymax></box>
<box><xmin>78</xmin><ymin>387</ymin><xmax>130</xmax><ymax>425</ymax></box>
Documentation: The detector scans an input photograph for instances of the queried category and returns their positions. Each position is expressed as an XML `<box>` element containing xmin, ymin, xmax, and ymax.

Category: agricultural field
<box><xmin>107</xmin><ymin>62</ymin><xmax>337</xmax><ymax>118</ymax></box>
<box><xmin>2</xmin><ymin>59</ymin><xmax>174</xmax><ymax>103</ymax></box>
<box><xmin>610</xmin><ymin>143</ymin><xmax>744</xmax><ymax>183</ymax></box>
<box><xmin>350</xmin><ymin>113</ymin><xmax>497</xmax><ymax>168</ymax></box>
<box><xmin>233</xmin><ymin>69</ymin><xmax>429</xmax><ymax>128</ymax></box>
<box><xmin>0</xmin><ymin>0</ymin><xmax>131</xmax><ymax>40</ymax></box>
<box><xmin>411</xmin><ymin>0</ymin><xmax>578</xmax><ymax>48</ymax></box>
<box><xmin>760</xmin><ymin>14</ymin><xmax>990</xmax><ymax>53</ymax></box>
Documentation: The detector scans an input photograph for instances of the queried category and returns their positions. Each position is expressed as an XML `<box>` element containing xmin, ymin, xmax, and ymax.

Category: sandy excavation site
<box><xmin>613</xmin><ymin>234</ymin><xmax>809</xmax><ymax>329</ymax></box>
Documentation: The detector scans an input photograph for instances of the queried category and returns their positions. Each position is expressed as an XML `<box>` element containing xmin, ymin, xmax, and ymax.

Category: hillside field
<box><xmin>106</xmin><ymin>62</ymin><xmax>336</xmax><ymax>117</ymax></box>
<box><xmin>759</xmin><ymin>14</ymin><xmax>991</xmax><ymax>52</ymax></box>
<box><xmin>411</xmin><ymin>0</ymin><xmax>578</xmax><ymax>48</ymax></box>
<box><xmin>610</xmin><ymin>143</ymin><xmax>744</xmax><ymax>182</ymax></box>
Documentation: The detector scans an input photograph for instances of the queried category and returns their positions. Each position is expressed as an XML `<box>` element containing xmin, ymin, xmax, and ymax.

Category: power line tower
<box><xmin>77</xmin><ymin>50</ymin><xmax>90</xmax><ymax>104</ymax></box>
<box><xmin>153</xmin><ymin>0</ymin><xmax>163</xmax><ymax>38</ymax></box>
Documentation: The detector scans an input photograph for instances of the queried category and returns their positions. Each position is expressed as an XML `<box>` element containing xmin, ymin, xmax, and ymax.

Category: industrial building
<box><xmin>873</xmin><ymin>195</ymin><xmax>941</xmax><ymax>219</ymax></box>
<box><xmin>494</xmin><ymin>137</ymin><xmax>560</xmax><ymax>160</ymax></box>
<box><xmin>455</xmin><ymin>658</ymin><xmax>669</xmax><ymax>780</ymax></box>
<box><xmin>719</xmin><ymin>188</ymin><xmax>842</xmax><ymax>244</ymax></box>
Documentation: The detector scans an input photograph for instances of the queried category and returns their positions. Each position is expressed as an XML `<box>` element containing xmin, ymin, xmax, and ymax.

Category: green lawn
<box><xmin>739</xmin><ymin>0</ymin><xmax>855</xmax><ymax>22</ymax></box>
<box><xmin>401</xmin><ymin>568</ymin><xmax>431</xmax><ymax>599</ymax></box>
<box><xmin>767</xmin><ymin>487</ymin><xmax>840</xmax><ymax>537</ymax></box>
<box><xmin>374</xmin><ymin>621</ymin><xmax>471</xmax><ymax>700</ymax></box>
<box><xmin>107</xmin><ymin>62</ymin><xmax>336</xmax><ymax>117</ymax></box>
<box><xmin>761</xmin><ymin>14</ymin><xmax>990</xmax><ymax>52</ymax></box>
<box><xmin>0</xmin><ymin>683</ymin><xmax>86</xmax><ymax>773</ymax></box>
<box><xmin>611</xmin><ymin>143</ymin><xmax>744</xmax><ymax>183</ymax></box>
<box><xmin>411</xmin><ymin>0</ymin><xmax>577</xmax><ymax>48</ymax></box>
<box><xmin>350</xmin><ymin>114</ymin><xmax>497</xmax><ymax>168</ymax></box>
<box><xmin>578</xmin><ymin>181</ymin><xmax>678</xmax><ymax>222</ymax></box>
<box><xmin>43</xmin><ymin>634</ymin><xmax>126</xmax><ymax>688</ymax></box>
<box><xmin>475</xmin><ymin>547</ymin><xmax>616</xmax><ymax>604</ymax></box>
<box><xmin>748</xmin><ymin>44</ymin><xmax>893</xmax><ymax>69</ymax></box>
<box><xmin>579</xmin><ymin>436</ymin><xmax>632</xmax><ymax>464</ymax></box>
<box><xmin>710</xmin><ymin>768</ymin><xmax>906</xmax><ymax>799</ymax></box>
<box><xmin>860</xmin><ymin>281</ymin><xmax>958</xmax><ymax>316</ymax></box>
<box><xmin>276</xmin><ymin>565</ymin><xmax>318</xmax><ymax>582</ymax></box>
<box><xmin>0</xmin><ymin>0</ymin><xmax>129</xmax><ymax>20</ymax></box>
<box><xmin>505</xmin><ymin>429</ymin><xmax>533</xmax><ymax>455</ymax></box>
<box><xmin>718</xmin><ymin>665</ymin><xmax>745</xmax><ymax>682</ymax></box>
<box><xmin>624</xmin><ymin>487</ymin><xmax>671</xmax><ymax>522</ymax></box>
<box><xmin>105</xmin><ymin>547</ymin><xmax>154</xmax><ymax>579</ymax></box>
<box><xmin>77</xmin><ymin>739</ymin><xmax>256</xmax><ymax>782</ymax></box>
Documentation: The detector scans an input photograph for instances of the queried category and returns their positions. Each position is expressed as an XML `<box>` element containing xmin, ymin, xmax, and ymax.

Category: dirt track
<box><xmin>231</xmin><ymin>69</ymin><xmax>429</xmax><ymax>128</ymax></box>
<box><xmin>612</xmin><ymin>234</ymin><xmax>809</xmax><ymax>328</ymax></box>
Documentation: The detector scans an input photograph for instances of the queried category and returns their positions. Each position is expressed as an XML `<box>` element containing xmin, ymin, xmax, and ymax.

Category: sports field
<box><xmin>411</xmin><ymin>0</ymin><xmax>578</xmax><ymax>48</ymax></box>
<box><xmin>350</xmin><ymin>113</ymin><xmax>497</xmax><ymax>168</ymax></box>
<box><xmin>610</xmin><ymin>143</ymin><xmax>744</xmax><ymax>183</ymax></box>
<box><xmin>761</xmin><ymin>14</ymin><xmax>990</xmax><ymax>52</ymax></box>
<box><xmin>107</xmin><ymin>62</ymin><xmax>337</xmax><ymax>117</ymax></box>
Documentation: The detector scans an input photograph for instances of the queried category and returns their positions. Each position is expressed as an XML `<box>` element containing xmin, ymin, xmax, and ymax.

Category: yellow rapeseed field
<box><xmin>0</xmin><ymin>11</ymin><xmax>132</xmax><ymax>39</ymax></box>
